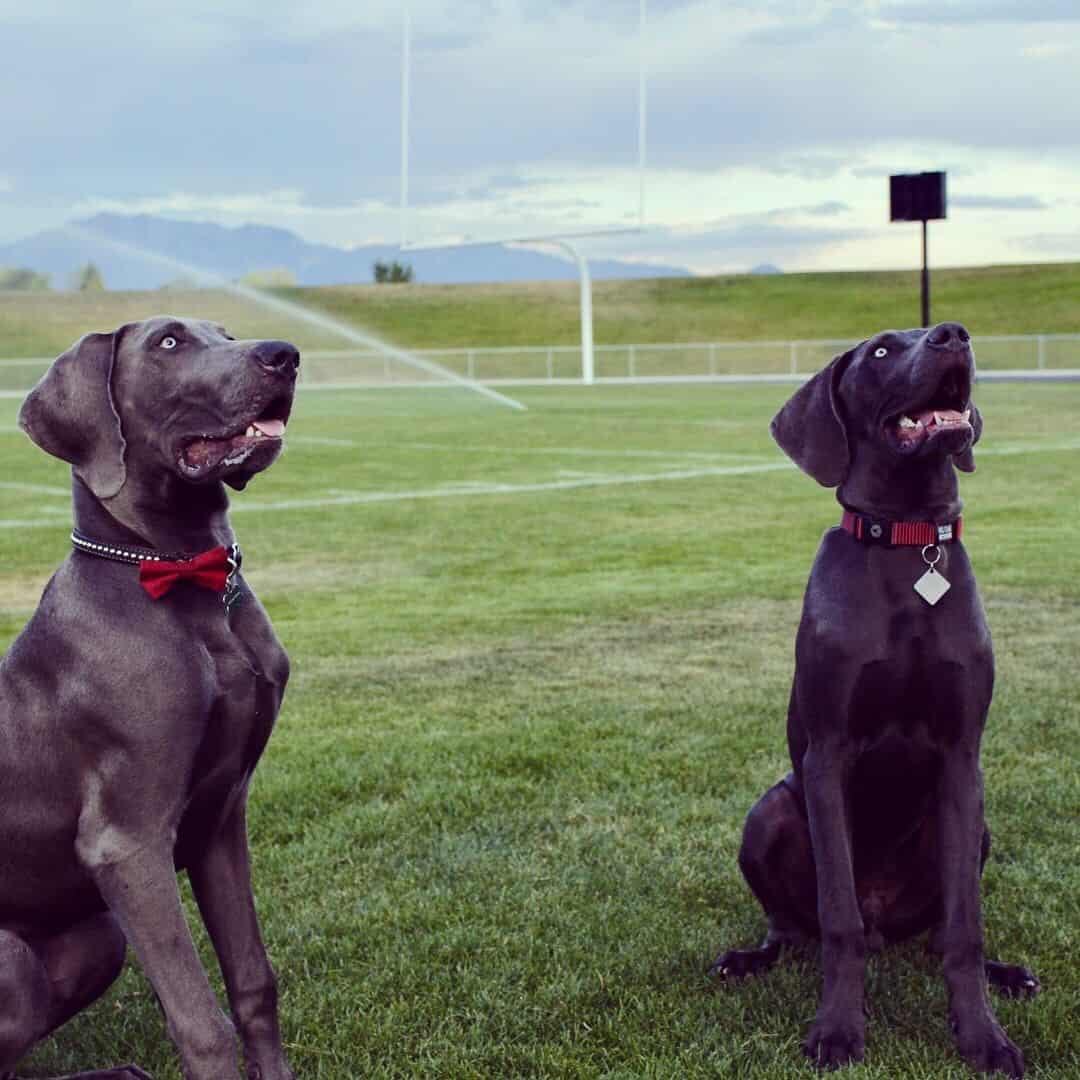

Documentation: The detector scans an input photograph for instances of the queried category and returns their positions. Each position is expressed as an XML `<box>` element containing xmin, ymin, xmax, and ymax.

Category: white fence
<box><xmin>299</xmin><ymin>334</ymin><xmax>1080</xmax><ymax>387</ymax></box>
<box><xmin>3</xmin><ymin>334</ymin><xmax>1079</xmax><ymax>395</ymax></box>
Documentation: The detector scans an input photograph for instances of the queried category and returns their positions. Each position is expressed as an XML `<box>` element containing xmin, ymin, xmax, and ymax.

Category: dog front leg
<box><xmin>801</xmin><ymin>744</ymin><xmax>866</xmax><ymax>1070</ymax></box>
<box><xmin>938</xmin><ymin>749</ymin><xmax>1025</xmax><ymax>1078</ymax></box>
<box><xmin>89</xmin><ymin>847</ymin><xmax>241</xmax><ymax>1080</ymax></box>
<box><xmin>189</xmin><ymin>796</ymin><xmax>295</xmax><ymax>1080</ymax></box>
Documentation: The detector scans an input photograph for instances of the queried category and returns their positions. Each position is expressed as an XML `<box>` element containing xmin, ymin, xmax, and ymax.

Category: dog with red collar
<box><xmin>709</xmin><ymin>323</ymin><xmax>1039</xmax><ymax>1077</ymax></box>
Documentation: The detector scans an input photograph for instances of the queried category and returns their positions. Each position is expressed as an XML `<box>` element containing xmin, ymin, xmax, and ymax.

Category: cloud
<box><xmin>1011</xmin><ymin>231</ymin><xmax>1080</xmax><ymax>255</ymax></box>
<box><xmin>597</xmin><ymin>215</ymin><xmax>871</xmax><ymax>271</ymax></box>
<box><xmin>797</xmin><ymin>200</ymin><xmax>852</xmax><ymax>217</ymax></box>
<box><xmin>879</xmin><ymin>1</ymin><xmax>1080</xmax><ymax>24</ymax></box>
<box><xmin>951</xmin><ymin>194</ymin><xmax>1049</xmax><ymax>211</ymax></box>
<box><xmin>75</xmin><ymin>190</ymin><xmax>318</xmax><ymax>218</ymax></box>
<box><xmin>0</xmin><ymin>1</ymin><xmax>1078</xmax><ymax>272</ymax></box>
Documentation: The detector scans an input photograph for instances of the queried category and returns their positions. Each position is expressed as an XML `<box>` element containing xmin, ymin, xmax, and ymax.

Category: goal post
<box><xmin>396</xmin><ymin>0</ymin><xmax>650</xmax><ymax>386</ymax></box>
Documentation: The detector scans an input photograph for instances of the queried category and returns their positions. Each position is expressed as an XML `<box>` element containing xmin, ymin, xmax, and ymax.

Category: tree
<box><xmin>373</xmin><ymin>259</ymin><xmax>414</xmax><ymax>284</ymax></box>
<box><xmin>71</xmin><ymin>262</ymin><xmax>106</xmax><ymax>292</ymax></box>
<box><xmin>0</xmin><ymin>267</ymin><xmax>51</xmax><ymax>291</ymax></box>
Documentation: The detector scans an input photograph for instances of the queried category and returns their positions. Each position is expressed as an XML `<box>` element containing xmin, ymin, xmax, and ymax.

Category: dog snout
<box><xmin>926</xmin><ymin>322</ymin><xmax>971</xmax><ymax>350</ymax></box>
<box><xmin>250</xmin><ymin>340</ymin><xmax>300</xmax><ymax>375</ymax></box>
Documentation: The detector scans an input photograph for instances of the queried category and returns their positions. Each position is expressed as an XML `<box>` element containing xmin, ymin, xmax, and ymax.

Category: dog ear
<box><xmin>953</xmin><ymin>401</ymin><xmax>983</xmax><ymax>473</ymax></box>
<box><xmin>770</xmin><ymin>349</ymin><xmax>854</xmax><ymax>487</ymax></box>
<box><xmin>18</xmin><ymin>329</ymin><xmax>128</xmax><ymax>499</ymax></box>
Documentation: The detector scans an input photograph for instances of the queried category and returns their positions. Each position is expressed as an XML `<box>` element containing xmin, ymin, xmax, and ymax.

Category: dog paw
<box><xmin>954</xmin><ymin>1015</ymin><xmax>1025</xmax><ymax>1077</ymax></box>
<box><xmin>707</xmin><ymin>945</ymin><xmax>777</xmax><ymax>980</ymax></box>
<box><xmin>802</xmin><ymin>1015</ymin><xmax>866</xmax><ymax>1071</ymax></box>
<box><xmin>986</xmin><ymin>960</ymin><xmax>1041</xmax><ymax>999</ymax></box>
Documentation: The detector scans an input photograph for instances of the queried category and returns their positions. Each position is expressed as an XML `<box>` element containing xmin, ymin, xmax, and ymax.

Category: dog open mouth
<box><xmin>886</xmin><ymin>365</ymin><xmax>972</xmax><ymax>454</ymax></box>
<box><xmin>179</xmin><ymin>395</ymin><xmax>292</xmax><ymax>478</ymax></box>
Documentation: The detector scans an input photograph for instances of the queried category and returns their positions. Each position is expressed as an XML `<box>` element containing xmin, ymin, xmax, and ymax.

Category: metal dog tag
<box><xmin>914</xmin><ymin>565</ymin><xmax>950</xmax><ymax>606</ymax></box>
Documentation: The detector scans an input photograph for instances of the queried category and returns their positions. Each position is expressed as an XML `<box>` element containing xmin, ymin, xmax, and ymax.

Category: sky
<box><xmin>1</xmin><ymin>0</ymin><xmax>1078</xmax><ymax>275</ymax></box>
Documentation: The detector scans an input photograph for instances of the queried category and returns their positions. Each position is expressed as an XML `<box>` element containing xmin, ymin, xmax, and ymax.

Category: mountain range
<box><xmin>0</xmin><ymin>214</ymin><xmax>692</xmax><ymax>290</ymax></box>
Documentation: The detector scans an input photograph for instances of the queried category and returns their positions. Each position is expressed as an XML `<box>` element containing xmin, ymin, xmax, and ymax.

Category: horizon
<box><xmin>5</xmin><ymin>210</ymin><xmax>1080</xmax><ymax>288</ymax></box>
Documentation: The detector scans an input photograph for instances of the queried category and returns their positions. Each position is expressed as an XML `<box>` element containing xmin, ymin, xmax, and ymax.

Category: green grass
<box><xmin>1</xmin><ymin>380</ymin><xmax>1078</xmax><ymax>1079</ymax></box>
<box><xmin>3</xmin><ymin>260</ymin><xmax>1080</xmax><ymax>359</ymax></box>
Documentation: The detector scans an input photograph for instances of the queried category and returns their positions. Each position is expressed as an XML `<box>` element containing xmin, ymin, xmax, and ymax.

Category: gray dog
<box><xmin>709</xmin><ymin>323</ymin><xmax>1039</xmax><ymax>1076</ymax></box>
<box><xmin>1</xmin><ymin>318</ymin><xmax>299</xmax><ymax>1079</ymax></box>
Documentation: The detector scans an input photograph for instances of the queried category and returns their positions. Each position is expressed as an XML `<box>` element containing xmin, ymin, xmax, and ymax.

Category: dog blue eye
<box><xmin>873</xmin><ymin>347</ymin><xmax>888</xmax><ymax>358</ymax></box>
<box><xmin>160</xmin><ymin>336</ymin><xmax>178</xmax><ymax>350</ymax></box>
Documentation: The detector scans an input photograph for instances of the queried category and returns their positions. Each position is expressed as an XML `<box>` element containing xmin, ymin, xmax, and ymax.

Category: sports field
<box><xmin>1</xmin><ymin>378</ymin><xmax>1078</xmax><ymax>1079</ymax></box>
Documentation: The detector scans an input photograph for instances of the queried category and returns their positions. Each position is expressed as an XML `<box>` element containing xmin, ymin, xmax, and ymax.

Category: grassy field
<box><xmin>2</xmin><ymin>260</ymin><xmax>1080</xmax><ymax>359</ymax></box>
<box><xmin>1</xmin><ymin>375</ymin><xmax>1077</xmax><ymax>1079</ymax></box>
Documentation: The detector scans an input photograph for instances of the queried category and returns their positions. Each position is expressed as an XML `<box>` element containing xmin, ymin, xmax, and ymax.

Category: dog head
<box><xmin>771</xmin><ymin>322</ymin><xmax>982</xmax><ymax>493</ymax></box>
<box><xmin>19</xmin><ymin>317</ymin><xmax>300</xmax><ymax>498</ymax></box>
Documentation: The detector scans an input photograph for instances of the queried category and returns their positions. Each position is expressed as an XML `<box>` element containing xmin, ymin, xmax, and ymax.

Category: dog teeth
<box><xmin>963</xmin><ymin>409</ymin><xmax>971</xmax><ymax>421</ymax></box>
<box><xmin>245</xmin><ymin>425</ymin><xmax>257</xmax><ymax>437</ymax></box>
<box><xmin>899</xmin><ymin>416</ymin><xmax>918</xmax><ymax>429</ymax></box>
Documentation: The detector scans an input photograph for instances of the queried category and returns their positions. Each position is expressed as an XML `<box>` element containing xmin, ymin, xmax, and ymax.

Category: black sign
<box><xmin>890</xmin><ymin>172</ymin><xmax>946</xmax><ymax>222</ymax></box>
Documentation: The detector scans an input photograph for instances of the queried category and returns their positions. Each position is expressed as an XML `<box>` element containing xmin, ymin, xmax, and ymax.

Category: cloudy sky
<box><xmin>1</xmin><ymin>0</ymin><xmax>1077</xmax><ymax>274</ymax></box>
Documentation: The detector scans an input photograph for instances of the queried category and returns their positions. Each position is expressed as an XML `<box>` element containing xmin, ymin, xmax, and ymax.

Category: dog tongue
<box><xmin>252</xmin><ymin>419</ymin><xmax>286</xmax><ymax>438</ymax></box>
<box><xmin>916</xmin><ymin>408</ymin><xmax>967</xmax><ymax>428</ymax></box>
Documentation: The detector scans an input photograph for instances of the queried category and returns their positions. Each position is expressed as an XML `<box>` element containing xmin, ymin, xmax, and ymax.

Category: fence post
<box><xmin>789</xmin><ymin>341</ymin><xmax>799</xmax><ymax>375</ymax></box>
<box><xmin>1037</xmin><ymin>335</ymin><xmax>1046</xmax><ymax>370</ymax></box>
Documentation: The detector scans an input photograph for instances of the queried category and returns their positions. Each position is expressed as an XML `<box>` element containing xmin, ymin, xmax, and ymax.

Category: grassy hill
<box><xmin>1</xmin><ymin>260</ymin><xmax>1078</xmax><ymax>359</ymax></box>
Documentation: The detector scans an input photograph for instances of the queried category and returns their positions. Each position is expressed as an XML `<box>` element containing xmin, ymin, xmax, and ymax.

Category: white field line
<box><xmin>974</xmin><ymin>437</ymin><xmax>1080</xmax><ymax>456</ymax></box>
<box><xmin>229</xmin><ymin>436</ymin><xmax>1080</xmax><ymax>514</ymax></box>
<box><xmin>228</xmin><ymin>461</ymin><xmax>796</xmax><ymax>514</ymax></box>
<box><xmin>397</xmin><ymin>441</ymin><xmax>770</xmax><ymax>462</ymax></box>
<box><xmin>0</xmin><ymin>461</ymin><xmax>794</xmax><ymax>530</ymax></box>
<box><xmin>288</xmin><ymin>435</ymin><xmax>360</xmax><ymax>447</ymax></box>
<box><xmin>291</xmin><ymin>434</ymin><xmax>769</xmax><ymax>462</ymax></box>
<box><xmin>0</xmin><ymin>481</ymin><xmax>69</xmax><ymax>497</ymax></box>
<box><xmin>0</xmin><ymin>437</ymin><xmax>1077</xmax><ymax>532</ymax></box>
<box><xmin>0</xmin><ymin>508</ymin><xmax>71</xmax><ymax>530</ymax></box>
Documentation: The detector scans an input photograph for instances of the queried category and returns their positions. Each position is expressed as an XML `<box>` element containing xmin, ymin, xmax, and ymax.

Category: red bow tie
<box><xmin>138</xmin><ymin>546</ymin><xmax>233</xmax><ymax>600</ymax></box>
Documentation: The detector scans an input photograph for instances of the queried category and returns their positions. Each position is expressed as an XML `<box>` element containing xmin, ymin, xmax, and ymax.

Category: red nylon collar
<box><xmin>841</xmin><ymin>510</ymin><xmax>962</xmax><ymax>547</ymax></box>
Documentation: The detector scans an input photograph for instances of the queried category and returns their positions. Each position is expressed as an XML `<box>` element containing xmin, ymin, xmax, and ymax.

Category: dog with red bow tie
<box><xmin>1</xmin><ymin>318</ymin><xmax>299</xmax><ymax>1080</ymax></box>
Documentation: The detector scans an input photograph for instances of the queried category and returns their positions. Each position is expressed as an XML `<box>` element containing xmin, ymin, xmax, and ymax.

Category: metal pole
<box><xmin>921</xmin><ymin>218</ymin><xmax>930</xmax><ymax>327</ymax></box>
<box><xmin>638</xmin><ymin>0</ymin><xmax>647</xmax><ymax>228</ymax></box>
<box><xmin>399</xmin><ymin>5</ymin><xmax>412</xmax><ymax>249</ymax></box>
<box><xmin>577</xmin><ymin>247</ymin><xmax>595</xmax><ymax>385</ymax></box>
<box><xmin>526</xmin><ymin>239</ymin><xmax>594</xmax><ymax>384</ymax></box>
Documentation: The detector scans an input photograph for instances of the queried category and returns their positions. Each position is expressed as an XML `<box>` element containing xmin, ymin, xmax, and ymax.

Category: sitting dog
<box><xmin>709</xmin><ymin>323</ymin><xmax>1039</xmax><ymax>1076</ymax></box>
<box><xmin>1</xmin><ymin>318</ymin><xmax>299</xmax><ymax>1079</ymax></box>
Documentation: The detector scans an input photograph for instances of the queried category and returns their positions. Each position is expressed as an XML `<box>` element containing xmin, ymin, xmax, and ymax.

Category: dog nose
<box><xmin>251</xmin><ymin>340</ymin><xmax>300</xmax><ymax>374</ymax></box>
<box><xmin>927</xmin><ymin>322</ymin><xmax>971</xmax><ymax>349</ymax></box>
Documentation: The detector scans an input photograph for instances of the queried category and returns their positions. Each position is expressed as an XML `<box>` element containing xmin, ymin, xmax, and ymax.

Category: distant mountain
<box><xmin>750</xmin><ymin>262</ymin><xmax>783</xmax><ymax>275</ymax></box>
<box><xmin>0</xmin><ymin>214</ymin><xmax>692</xmax><ymax>290</ymax></box>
